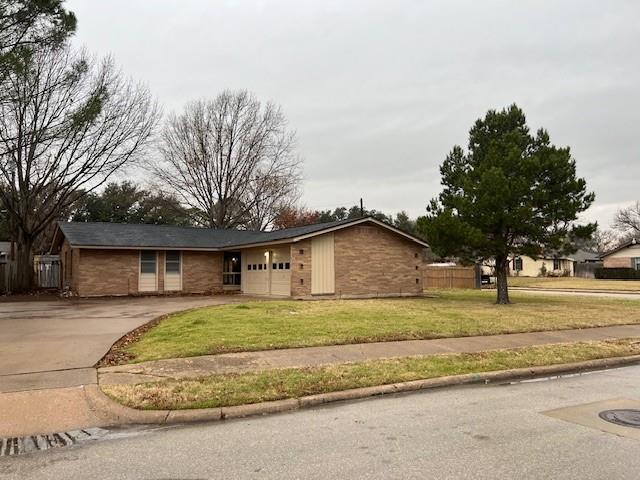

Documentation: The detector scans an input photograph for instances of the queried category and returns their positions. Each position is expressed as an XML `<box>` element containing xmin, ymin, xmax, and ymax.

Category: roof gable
<box><xmin>601</xmin><ymin>238</ymin><xmax>640</xmax><ymax>259</ymax></box>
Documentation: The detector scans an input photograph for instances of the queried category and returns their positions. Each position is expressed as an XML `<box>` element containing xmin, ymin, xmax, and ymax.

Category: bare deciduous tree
<box><xmin>589</xmin><ymin>228</ymin><xmax>620</xmax><ymax>256</ymax></box>
<box><xmin>613</xmin><ymin>201</ymin><xmax>640</xmax><ymax>236</ymax></box>
<box><xmin>0</xmin><ymin>44</ymin><xmax>159</xmax><ymax>290</ymax></box>
<box><xmin>153</xmin><ymin>90</ymin><xmax>301</xmax><ymax>230</ymax></box>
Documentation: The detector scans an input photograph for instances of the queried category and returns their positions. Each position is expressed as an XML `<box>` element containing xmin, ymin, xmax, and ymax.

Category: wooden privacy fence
<box><xmin>0</xmin><ymin>261</ymin><xmax>12</xmax><ymax>293</ymax></box>
<box><xmin>34</xmin><ymin>255</ymin><xmax>60</xmax><ymax>289</ymax></box>
<box><xmin>575</xmin><ymin>262</ymin><xmax>603</xmax><ymax>279</ymax></box>
<box><xmin>423</xmin><ymin>265</ymin><xmax>480</xmax><ymax>289</ymax></box>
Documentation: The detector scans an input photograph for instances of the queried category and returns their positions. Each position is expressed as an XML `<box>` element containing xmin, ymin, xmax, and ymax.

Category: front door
<box><xmin>223</xmin><ymin>251</ymin><xmax>241</xmax><ymax>290</ymax></box>
<box><xmin>139</xmin><ymin>251</ymin><xmax>157</xmax><ymax>292</ymax></box>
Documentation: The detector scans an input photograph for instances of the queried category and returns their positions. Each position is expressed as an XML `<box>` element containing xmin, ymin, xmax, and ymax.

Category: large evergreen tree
<box><xmin>0</xmin><ymin>0</ymin><xmax>75</xmax><ymax>76</ymax></box>
<box><xmin>418</xmin><ymin>105</ymin><xmax>595</xmax><ymax>304</ymax></box>
<box><xmin>70</xmin><ymin>181</ymin><xmax>193</xmax><ymax>226</ymax></box>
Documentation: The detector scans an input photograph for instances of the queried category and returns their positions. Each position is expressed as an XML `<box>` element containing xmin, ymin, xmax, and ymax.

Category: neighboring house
<box><xmin>482</xmin><ymin>254</ymin><xmax>575</xmax><ymax>277</ymax></box>
<box><xmin>601</xmin><ymin>239</ymin><xmax>640</xmax><ymax>270</ymax></box>
<box><xmin>509</xmin><ymin>254</ymin><xmax>575</xmax><ymax>277</ymax></box>
<box><xmin>511</xmin><ymin>249</ymin><xmax>601</xmax><ymax>278</ymax></box>
<box><xmin>50</xmin><ymin>217</ymin><xmax>429</xmax><ymax>298</ymax></box>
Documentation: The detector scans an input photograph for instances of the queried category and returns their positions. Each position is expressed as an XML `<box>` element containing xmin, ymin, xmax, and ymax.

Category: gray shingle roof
<box><xmin>57</xmin><ymin>218</ymin><xmax>359</xmax><ymax>250</ymax></box>
<box><xmin>571</xmin><ymin>249</ymin><xmax>600</xmax><ymax>263</ymax></box>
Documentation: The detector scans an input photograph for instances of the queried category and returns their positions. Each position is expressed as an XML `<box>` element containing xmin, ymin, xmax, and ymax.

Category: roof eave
<box><xmin>69</xmin><ymin>244</ymin><xmax>223</xmax><ymax>251</ymax></box>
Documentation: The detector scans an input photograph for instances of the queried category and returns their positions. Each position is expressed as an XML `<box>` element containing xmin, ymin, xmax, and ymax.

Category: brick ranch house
<box><xmin>601</xmin><ymin>238</ymin><xmax>640</xmax><ymax>270</ymax></box>
<box><xmin>50</xmin><ymin>217</ymin><xmax>430</xmax><ymax>298</ymax></box>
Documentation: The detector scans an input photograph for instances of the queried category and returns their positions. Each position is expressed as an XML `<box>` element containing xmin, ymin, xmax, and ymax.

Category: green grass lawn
<box><xmin>120</xmin><ymin>290</ymin><xmax>640</xmax><ymax>363</ymax></box>
<box><xmin>103</xmin><ymin>338</ymin><xmax>640</xmax><ymax>410</ymax></box>
<box><xmin>508</xmin><ymin>276</ymin><xmax>640</xmax><ymax>291</ymax></box>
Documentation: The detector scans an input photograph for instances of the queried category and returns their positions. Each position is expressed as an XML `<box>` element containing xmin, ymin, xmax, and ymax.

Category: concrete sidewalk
<box><xmin>99</xmin><ymin>324</ymin><xmax>640</xmax><ymax>385</ymax></box>
<box><xmin>0</xmin><ymin>386</ymin><xmax>114</xmax><ymax>437</ymax></box>
<box><xmin>507</xmin><ymin>287</ymin><xmax>640</xmax><ymax>299</ymax></box>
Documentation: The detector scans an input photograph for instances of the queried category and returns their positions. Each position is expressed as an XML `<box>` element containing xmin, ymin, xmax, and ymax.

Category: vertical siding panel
<box><xmin>312</xmin><ymin>233</ymin><xmax>335</xmax><ymax>294</ymax></box>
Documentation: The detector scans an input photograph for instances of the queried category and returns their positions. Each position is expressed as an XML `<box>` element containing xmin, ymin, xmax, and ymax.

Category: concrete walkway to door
<box><xmin>99</xmin><ymin>323</ymin><xmax>640</xmax><ymax>385</ymax></box>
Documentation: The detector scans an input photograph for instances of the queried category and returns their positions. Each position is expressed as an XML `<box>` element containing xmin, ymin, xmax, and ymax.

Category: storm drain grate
<box><xmin>0</xmin><ymin>427</ymin><xmax>108</xmax><ymax>456</ymax></box>
<box><xmin>599</xmin><ymin>409</ymin><xmax>640</xmax><ymax>429</ymax></box>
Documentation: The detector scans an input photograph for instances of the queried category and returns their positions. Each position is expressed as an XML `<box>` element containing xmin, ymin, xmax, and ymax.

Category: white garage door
<box><xmin>269</xmin><ymin>247</ymin><xmax>291</xmax><ymax>296</ymax></box>
<box><xmin>243</xmin><ymin>250</ymin><xmax>269</xmax><ymax>295</ymax></box>
<box><xmin>242</xmin><ymin>248</ymin><xmax>291</xmax><ymax>296</ymax></box>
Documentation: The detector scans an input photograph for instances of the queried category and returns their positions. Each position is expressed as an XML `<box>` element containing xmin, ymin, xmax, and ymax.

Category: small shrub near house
<box><xmin>538</xmin><ymin>264</ymin><xmax>548</xmax><ymax>277</ymax></box>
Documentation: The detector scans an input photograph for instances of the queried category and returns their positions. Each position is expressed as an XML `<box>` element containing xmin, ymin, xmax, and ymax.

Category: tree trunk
<box><xmin>13</xmin><ymin>232</ymin><xmax>35</xmax><ymax>292</ymax></box>
<box><xmin>495</xmin><ymin>258</ymin><xmax>510</xmax><ymax>305</ymax></box>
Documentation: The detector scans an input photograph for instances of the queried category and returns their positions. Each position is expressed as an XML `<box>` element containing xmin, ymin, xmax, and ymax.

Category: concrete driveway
<box><xmin>0</xmin><ymin>295</ymin><xmax>247</xmax><ymax>378</ymax></box>
<box><xmin>0</xmin><ymin>295</ymin><xmax>259</xmax><ymax>436</ymax></box>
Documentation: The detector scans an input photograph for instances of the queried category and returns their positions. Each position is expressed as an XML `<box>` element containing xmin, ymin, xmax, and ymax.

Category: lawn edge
<box><xmin>90</xmin><ymin>353</ymin><xmax>640</xmax><ymax>427</ymax></box>
<box><xmin>95</xmin><ymin>300</ymin><xmax>244</xmax><ymax>368</ymax></box>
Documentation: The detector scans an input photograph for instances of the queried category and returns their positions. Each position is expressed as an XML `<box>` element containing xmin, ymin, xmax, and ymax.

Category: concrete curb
<box><xmin>88</xmin><ymin>354</ymin><xmax>640</xmax><ymax>428</ymax></box>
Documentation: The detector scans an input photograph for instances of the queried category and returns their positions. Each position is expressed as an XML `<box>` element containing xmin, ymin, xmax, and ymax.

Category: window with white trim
<box><xmin>513</xmin><ymin>257</ymin><xmax>523</xmax><ymax>271</ymax></box>
<box><xmin>165</xmin><ymin>251</ymin><xmax>181</xmax><ymax>274</ymax></box>
<box><xmin>140</xmin><ymin>251</ymin><xmax>156</xmax><ymax>274</ymax></box>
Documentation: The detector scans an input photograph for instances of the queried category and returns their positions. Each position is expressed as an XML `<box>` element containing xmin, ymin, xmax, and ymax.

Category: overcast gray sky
<box><xmin>66</xmin><ymin>0</ymin><xmax>639</xmax><ymax>227</ymax></box>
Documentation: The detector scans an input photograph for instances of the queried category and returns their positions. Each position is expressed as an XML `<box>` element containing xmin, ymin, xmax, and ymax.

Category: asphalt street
<box><xmin>3</xmin><ymin>364</ymin><xmax>640</xmax><ymax>479</ymax></box>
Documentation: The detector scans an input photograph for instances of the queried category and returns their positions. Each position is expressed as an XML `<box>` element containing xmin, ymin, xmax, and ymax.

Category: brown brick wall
<box><xmin>182</xmin><ymin>251</ymin><xmax>224</xmax><ymax>294</ymax></box>
<box><xmin>59</xmin><ymin>239</ymin><xmax>80</xmax><ymax>292</ymax></box>
<box><xmin>334</xmin><ymin>225</ymin><xmax>424</xmax><ymax>296</ymax></box>
<box><xmin>157</xmin><ymin>250</ymin><xmax>165</xmax><ymax>292</ymax></box>
<box><xmin>77</xmin><ymin>248</ymin><xmax>139</xmax><ymax>296</ymax></box>
<box><xmin>71</xmin><ymin>248</ymin><xmax>223</xmax><ymax>296</ymax></box>
<box><xmin>290</xmin><ymin>240</ymin><xmax>312</xmax><ymax>296</ymax></box>
<box><xmin>603</xmin><ymin>257</ymin><xmax>633</xmax><ymax>268</ymax></box>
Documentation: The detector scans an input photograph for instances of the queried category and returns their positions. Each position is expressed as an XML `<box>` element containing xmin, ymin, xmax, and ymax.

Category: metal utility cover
<box><xmin>599</xmin><ymin>409</ymin><xmax>640</xmax><ymax>428</ymax></box>
<box><xmin>543</xmin><ymin>398</ymin><xmax>640</xmax><ymax>441</ymax></box>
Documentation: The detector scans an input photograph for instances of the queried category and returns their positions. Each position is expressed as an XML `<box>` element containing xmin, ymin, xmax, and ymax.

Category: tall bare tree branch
<box><xmin>0</xmin><ymin>43</ymin><xmax>160</xmax><ymax>290</ymax></box>
<box><xmin>613</xmin><ymin>201</ymin><xmax>640</xmax><ymax>236</ymax></box>
<box><xmin>152</xmin><ymin>90</ymin><xmax>301</xmax><ymax>230</ymax></box>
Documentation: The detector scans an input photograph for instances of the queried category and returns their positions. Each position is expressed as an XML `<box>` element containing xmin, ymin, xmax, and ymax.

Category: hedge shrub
<box><xmin>594</xmin><ymin>268</ymin><xmax>640</xmax><ymax>280</ymax></box>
